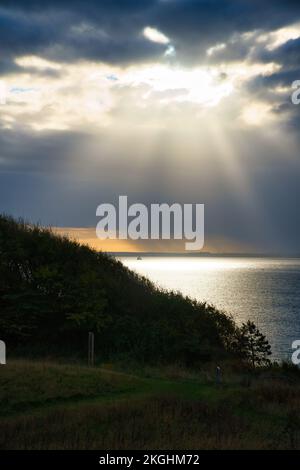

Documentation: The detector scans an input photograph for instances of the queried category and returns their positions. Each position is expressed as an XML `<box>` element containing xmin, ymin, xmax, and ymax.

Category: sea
<box><xmin>119</xmin><ymin>256</ymin><xmax>300</xmax><ymax>362</ymax></box>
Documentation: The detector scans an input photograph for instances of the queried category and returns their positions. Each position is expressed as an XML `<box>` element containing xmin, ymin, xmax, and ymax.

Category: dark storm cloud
<box><xmin>245</xmin><ymin>37</ymin><xmax>300</xmax><ymax>128</ymax></box>
<box><xmin>0</xmin><ymin>1</ymin><xmax>163</xmax><ymax>68</ymax></box>
<box><xmin>152</xmin><ymin>0</ymin><xmax>300</xmax><ymax>64</ymax></box>
<box><xmin>1</xmin><ymin>1</ymin><xmax>300</xmax><ymax>69</ymax></box>
<box><xmin>255</xmin><ymin>37</ymin><xmax>300</xmax><ymax>68</ymax></box>
<box><xmin>0</xmin><ymin>127</ymin><xmax>87</xmax><ymax>172</ymax></box>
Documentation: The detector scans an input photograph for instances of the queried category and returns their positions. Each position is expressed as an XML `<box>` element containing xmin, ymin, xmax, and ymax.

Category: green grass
<box><xmin>0</xmin><ymin>360</ymin><xmax>143</xmax><ymax>416</ymax></box>
<box><xmin>1</xmin><ymin>360</ymin><xmax>300</xmax><ymax>449</ymax></box>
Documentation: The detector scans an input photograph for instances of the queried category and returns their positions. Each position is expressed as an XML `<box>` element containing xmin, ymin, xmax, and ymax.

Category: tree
<box><xmin>237</xmin><ymin>320</ymin><xmax>272</xmax><ymax>367</ymax></box>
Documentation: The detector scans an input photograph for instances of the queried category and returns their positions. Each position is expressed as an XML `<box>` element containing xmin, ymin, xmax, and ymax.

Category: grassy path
<box><xmin>0</xmin><ymin>360</ymin><xmax>299</xmax><ymax>449</ymax></box>
<box><xmin>0</xmin><ymin>360</ymin><xmax>232</xmax><ymax>418</ymax></box>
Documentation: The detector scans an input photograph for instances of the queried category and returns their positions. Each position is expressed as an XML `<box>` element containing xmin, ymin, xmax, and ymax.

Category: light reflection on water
<box><xmin>120</xmin><ymin>257</ymin><xmax>300</xmax><ymax>361</ymax></box>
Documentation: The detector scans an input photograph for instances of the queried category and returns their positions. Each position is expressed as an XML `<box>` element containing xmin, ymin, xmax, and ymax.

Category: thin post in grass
<box><xmin>88</xmin><ymin>332</ymin><xmax>95</xmax><ymax>366</ymax></box>
<box><xmin>215</xmin><ymin>365</ymin><xmax>222</xmax><ymax>385</ymax></box>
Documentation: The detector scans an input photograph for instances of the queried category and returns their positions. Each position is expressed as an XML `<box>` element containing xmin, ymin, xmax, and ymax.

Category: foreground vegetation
<box><xmin>1</xmin><ymin>360</ymin><xmax>300</xmax><ymax>450</ymax></box>
<box><xmin>0</xmin><ymin>214</ymin><xmax>270</xmax><ymax>366</ymax></box>
<box><xmin>1</xmin><ymin>215</ymin><xmax>285</xmax><ymax>449</ymax></box>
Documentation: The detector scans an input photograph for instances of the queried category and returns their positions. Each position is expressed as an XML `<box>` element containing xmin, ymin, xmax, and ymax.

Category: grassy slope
<box><xmin>1</xmin><ymin>360</ymin><xmax>300</xmax><ymax>449</ymax></box>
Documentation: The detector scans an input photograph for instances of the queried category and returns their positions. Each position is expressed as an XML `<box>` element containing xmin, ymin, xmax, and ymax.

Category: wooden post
<box><xmin>216</xmin><ymin>366</ymin><xmax>222</xmax><ymax>385</ymax></box>
<box><xmin>88</xmin><ymin>332</ymin><xmax>94</xmax><ymax>366</ymax></box>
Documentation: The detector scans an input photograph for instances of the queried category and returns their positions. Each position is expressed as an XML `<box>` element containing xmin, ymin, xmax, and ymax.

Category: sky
<box><xmin>0</xmin><ymin>0</ymin><xmax>300</xmax><ymax>253</ymax></box>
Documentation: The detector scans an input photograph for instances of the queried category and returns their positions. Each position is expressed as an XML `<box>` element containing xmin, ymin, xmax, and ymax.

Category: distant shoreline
<box><xmin>110</xmin><ymin>252</ymin><xmax>300</xmax><ymax>258</ymax></box>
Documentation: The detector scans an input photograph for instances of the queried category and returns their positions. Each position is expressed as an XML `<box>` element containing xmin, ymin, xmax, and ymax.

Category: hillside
<box><xmin>0</xmin><ymin>214</ymin><xmax>260</xmax><ymax>365</ymax></box>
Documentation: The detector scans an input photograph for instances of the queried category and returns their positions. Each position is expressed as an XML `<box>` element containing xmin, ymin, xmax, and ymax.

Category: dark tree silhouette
<box><xmin>237</xmin><ymin>320</ymin><xmax>272</xmax><ymax>367</ymax></box>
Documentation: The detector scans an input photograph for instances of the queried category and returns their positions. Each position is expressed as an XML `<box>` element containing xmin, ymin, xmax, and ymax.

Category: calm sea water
<box><xmin>120</xmin><ymin>257</ymin><xmax>300</xmax><ymax>361</ymax></box>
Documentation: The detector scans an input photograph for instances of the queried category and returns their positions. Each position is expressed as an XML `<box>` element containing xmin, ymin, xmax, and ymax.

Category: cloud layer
<box><xmin>1</xmin><ymin>1</ymin><xmax>300</xmax><ymax>253</ymax></box>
